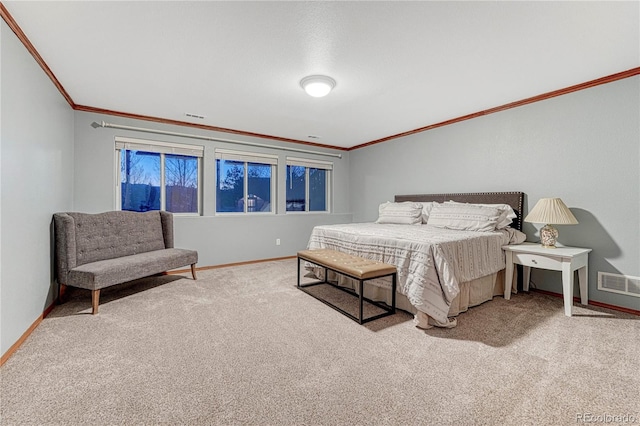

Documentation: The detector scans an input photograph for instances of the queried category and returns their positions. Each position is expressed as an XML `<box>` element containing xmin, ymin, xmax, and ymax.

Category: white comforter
<box><xmin>307</xmin><ymin>223</ymin><xmax>526</xmax><ymax>323</ymax></box>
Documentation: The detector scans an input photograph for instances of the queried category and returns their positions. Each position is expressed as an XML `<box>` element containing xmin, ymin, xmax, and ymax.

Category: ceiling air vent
<box><xmin>598</xmin><ymin>272</ymin><xmax>640</xmax><ymax>297</ymax></box>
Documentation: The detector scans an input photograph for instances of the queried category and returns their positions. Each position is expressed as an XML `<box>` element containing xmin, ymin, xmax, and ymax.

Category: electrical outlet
<box><xmin>276</xmin><ymin>238</ymin><xmax>281</xmax><ymax>246</ymax></box>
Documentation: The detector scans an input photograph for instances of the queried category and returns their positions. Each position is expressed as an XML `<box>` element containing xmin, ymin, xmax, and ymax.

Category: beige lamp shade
<box><xmin>524</xmin><ymin>198</ymin><xmax>578</xmax><ymax>225</ymax></box>
<box><xmin>524</xmin><ymin>198</ymin><xmax>578</xmax><ymax>248</ymax></box>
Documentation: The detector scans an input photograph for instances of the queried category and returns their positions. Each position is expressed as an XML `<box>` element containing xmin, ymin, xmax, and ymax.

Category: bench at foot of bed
<box><xmin>297</xmin><ymin>249</ymin><xmax>397</xmax><ymax>324</ymax></box>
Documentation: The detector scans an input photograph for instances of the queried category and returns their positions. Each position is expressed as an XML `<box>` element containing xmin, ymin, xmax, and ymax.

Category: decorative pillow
<box><xmin>376</xmin><ymin>201</ymin><xmax>423</xmax><ymax>225</ymax></box>
<box><xmin>427</xmin><ymin>203</ymin><xmax>501</xmax><ymax>232</ymax></box>
<box><xmin>421</xmin><ymin>202</ymin><xmax>436</xmax><ymax>224</ymax></box>
<box><xmin>446</xmin><ymin>201</ymin><xmax>517</xmax><ymax>229</ymax></box>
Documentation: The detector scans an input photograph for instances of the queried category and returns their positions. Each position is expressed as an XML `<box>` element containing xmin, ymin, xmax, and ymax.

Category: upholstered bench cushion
<box><xmin>297</xmin><ymin>249</ymin><xmax>396</xmax><ymax>280</ymax></box>
<box><xmin>67</xmin><ymin>248</ymin><xmax>198</xmax><ymax>290</ymax></box>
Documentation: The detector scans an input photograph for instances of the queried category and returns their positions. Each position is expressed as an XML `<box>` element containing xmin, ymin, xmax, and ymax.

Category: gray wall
<box><xmin>73</xmin><ymin>111</ymin><xmax>352</xmax><ymax>267</ymax></box>
<box><xmin>1</xmin><ymin>21</ymin><xmax>75</xmax><ymax>355</ymax></box>
<box><xmin>349</xmin><ymin>76</ymin><xmax>640</xmax><ymax>311</ymax></box>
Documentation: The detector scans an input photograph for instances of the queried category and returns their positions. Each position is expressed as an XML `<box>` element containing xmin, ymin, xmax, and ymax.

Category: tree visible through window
<box><xmin>286</xmin><ymin>166</ymin><xmax>305</xmax><ymax>211</ymax></box>
<box><xmin>215</xmin><ymin>150</ymin><xmax>276</xmax><ymax>213</ymax></box>
<box><xmin>121</xmin><ymin>150</ymin><xmax>161</xmax><ymax>212</ymax></box>
<box><xmin>117</xmin><ymin>138</ymin><xmax>202</xmax><ymax>214</ymax></box>
<box><xmin>165</xmin><ymin>154</ymin><xmax>198</xmax><ymax>213</ymax></box>
<box><xmin>309</xmin><ymin>168</ymin><xmax>327</xmax><ymax>211</ymax></box>
<box><xmin>216</xmin><ymin>160</ymin><xmax>245</xmax><ymax>212</ymax></box>
<box><xmin>286</xmin><ymin>157</ymin><xmax>331</xmax><ymax>212</ymax></box>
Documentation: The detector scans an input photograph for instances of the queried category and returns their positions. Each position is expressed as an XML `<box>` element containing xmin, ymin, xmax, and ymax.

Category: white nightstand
<box><xmin>502</xmin><ymin>242</ymin><xmax>592</xmax><ymax>316</ymax></box>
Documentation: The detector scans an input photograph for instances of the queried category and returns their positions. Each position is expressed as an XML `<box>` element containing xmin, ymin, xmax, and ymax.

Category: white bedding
<box><xmin>307</xmin><ymin>222</ymin><xmax>526</xmax><ymax>324</ymax></box>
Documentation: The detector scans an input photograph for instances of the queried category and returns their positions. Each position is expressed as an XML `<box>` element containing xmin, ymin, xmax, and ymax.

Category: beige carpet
<box><xmin>1</xmin><ymin>258</ymin><xmax>638</xmax><ymax>425</ymax></box>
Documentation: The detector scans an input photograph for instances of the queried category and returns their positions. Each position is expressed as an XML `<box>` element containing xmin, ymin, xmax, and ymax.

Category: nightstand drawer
<box><xmin>512</xmin><ymin>252</ymin><xmax>562</xmax><ymax>270</ymax></box>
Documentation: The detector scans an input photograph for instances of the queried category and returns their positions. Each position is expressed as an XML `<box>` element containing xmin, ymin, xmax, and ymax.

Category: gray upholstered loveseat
<box><xmin>53</xmin><ymin>210</ymin><xmax>198</xmax><ymax>314</ymax></box>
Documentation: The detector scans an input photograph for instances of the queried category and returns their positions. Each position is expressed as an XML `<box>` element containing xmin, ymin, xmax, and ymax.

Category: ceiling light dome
<box><xmin>300</xmin><ymin>75</ymin><xmax>336</xmax><ymax>98</ymax></box>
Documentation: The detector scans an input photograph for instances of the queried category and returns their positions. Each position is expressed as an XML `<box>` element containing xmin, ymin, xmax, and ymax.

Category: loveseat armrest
<box><xmin>53</xmin><ymin>213</ymin><xmax>77</xmax><ymax>283</ymax></box>
<box><xmin>159</xmin><ymin>211</ymin><xmax>174</xmax><ymax>249</ymax></box>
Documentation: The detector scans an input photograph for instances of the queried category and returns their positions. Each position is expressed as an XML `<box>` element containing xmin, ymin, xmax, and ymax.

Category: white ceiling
<box><xmin>3</xmin><ymin>1</ymin><xmax>639</xmax><ymax>149</ymax></box>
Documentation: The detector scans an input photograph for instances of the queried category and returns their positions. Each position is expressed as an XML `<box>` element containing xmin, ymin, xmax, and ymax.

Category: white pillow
<box><xmin>376</xmin><ymin>201</ymin><xmax>423</xmax><ymax>225</ymax></box>
<box><xmin>446</xmin><ymin>201</ymin><xmax>517</xmax><ymax>229</ymax></box>
<box><xmin>421</xmin><ymin>202</ymin><xmax>436</xmax><ymax>224</ymax></box>
<box><xmin>491</xmin><ymin>204</ymin><xmax>517</xmax><ymax>229</ymax></box>
<box><xmin>427</xmin><ymin>203</ymin><xmax>501</xmax><ymax>232</ymax></box>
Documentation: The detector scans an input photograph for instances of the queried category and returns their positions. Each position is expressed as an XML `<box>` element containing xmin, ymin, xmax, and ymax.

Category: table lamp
<box><xmin>524</xmin><ymin>198</ymin><xmax>578</xmax><ymax>248</ymax></box>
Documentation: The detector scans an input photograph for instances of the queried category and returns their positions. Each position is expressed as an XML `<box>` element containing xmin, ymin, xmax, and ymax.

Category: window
<box><xmin>116</xmin><ymin>137</ymin><xmax>203</xmax><ymax>214</ymax></box>
<box><xmin>215</xmin><ymin>149</ymin><xmax>277</xmax><ymax>213</ymax></box>
<box><xmin>286</xmin><ymin>157</ymin><xmax>332</xmax><ymax>212</ymax></box>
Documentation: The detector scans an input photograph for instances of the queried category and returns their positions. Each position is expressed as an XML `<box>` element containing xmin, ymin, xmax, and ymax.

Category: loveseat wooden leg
<box><xmin>92</xmin><ymin>289</ymin><xmax>100</xmax><ymax>315</ymax></box>
<box><xmin>191</xmin><ymin>264</ymin><xmax>197</xmax><ymax>280</ymax></box>
<box><xmin>58</xmin><ymin>283</ymin><xmax>67</xmax><ymax>304</ymax></box>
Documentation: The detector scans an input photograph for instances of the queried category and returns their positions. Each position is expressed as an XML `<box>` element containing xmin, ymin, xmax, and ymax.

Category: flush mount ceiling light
<box><xmin>300</xmin><ymin>75</ymin><xmax>336</xmax><ymax>98</ymax></box>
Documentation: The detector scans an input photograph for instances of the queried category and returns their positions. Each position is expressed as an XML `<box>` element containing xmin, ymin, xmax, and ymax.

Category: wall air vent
<box><xmin>598</xmin><ymin>272</ymin><xmax>640</xmax><ymax>297</ymax></box>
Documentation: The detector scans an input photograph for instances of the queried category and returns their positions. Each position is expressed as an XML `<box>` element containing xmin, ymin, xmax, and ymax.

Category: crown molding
<box><xmin>0</xmin><ymin>2</ymin><xmax>75</xmax><ymax>108</ymax></box>
<box><xmin>2</xmin><ymin>2</ymin><xmax>638</xmax><ymax>152</ymax></box>
<box><xmin>0</xmin><ymin>1</ymin><xmax>347</xmax><ymax>152</ymax></box>
<box><xmin>349</xmin><ymin>67</ymin><xmax>640</xmax><ymax>151</ymax></box>
<box><xmin>74</xmin><ymin>105</ymin><xmax>349</xmax><ymax>151</ymax></box>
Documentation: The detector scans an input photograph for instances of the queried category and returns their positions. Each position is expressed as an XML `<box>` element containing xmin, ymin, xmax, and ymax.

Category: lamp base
<box><xmin>540</xmin><ymin>224</ymin><xmax>559</xmax><ymax>248</ymax></box>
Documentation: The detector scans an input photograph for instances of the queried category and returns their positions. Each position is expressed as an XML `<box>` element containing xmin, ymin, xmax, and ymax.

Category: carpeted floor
<box><xmin>1</xmin><ymin>258</ymin><xmax>638</xmax><ymax>425</ymax></box>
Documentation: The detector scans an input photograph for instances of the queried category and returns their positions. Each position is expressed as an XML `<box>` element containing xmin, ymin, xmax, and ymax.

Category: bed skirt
<box><xmin>312</xmin><ymin>267</ymin><xmax>516</xmax><ymax>328</ymax></box>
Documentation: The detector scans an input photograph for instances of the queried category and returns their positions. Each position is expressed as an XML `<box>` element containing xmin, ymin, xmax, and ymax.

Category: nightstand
<box><xmin>502</xmin><ymin>242</ymin><xmax>592</xmax><ymax>316</ymax></box>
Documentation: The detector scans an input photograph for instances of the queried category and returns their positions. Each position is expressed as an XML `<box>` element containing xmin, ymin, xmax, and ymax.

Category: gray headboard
<box><xmin>394</xmin><ymin>191</ymin><xmax>525</xmax><ymax>231</ymax></box>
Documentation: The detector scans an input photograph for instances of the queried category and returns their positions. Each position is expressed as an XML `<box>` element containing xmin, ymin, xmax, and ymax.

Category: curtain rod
<box><xmin>92</xmin><ymin>121</ymin><xmax>343</xmax><ymax>159</ymax></box>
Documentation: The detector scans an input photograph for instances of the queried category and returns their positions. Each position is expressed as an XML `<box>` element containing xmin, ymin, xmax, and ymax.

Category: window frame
<box><xmin>285</xmin><ymin>157</ymin><xmax>332</xmax><ymax>213</ymax></box>
<box><xmin>215</xmin><ymin>149</ymin><xmax>277</xmax><ymax>215</ymax></box>
<box><xmin>115</xmin><ymin>136</ymin><xmax>203</xmax><ymax>215</ymax></box>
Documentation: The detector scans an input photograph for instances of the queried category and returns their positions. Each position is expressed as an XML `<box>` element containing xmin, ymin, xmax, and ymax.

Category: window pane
<box><xmin>309</xmin><ymin>168</ymin><xmax>327</xmax><ymax>211</ymax></box>
<box><xmin>121</xmin><ymin>150</ymin><xmax>160</xmax><ymax>212</ymax></box>
<box><xmin>165</xmin><ymin>154</ymin><xmax>198</xmax><ymax>213</ymax></box>
<box><xmin>247</xmin><ymin>163</ymin><xmax>272</xmax><ymax>213</ymax></box>
<box><xmin>216</xmin><ymin>159</ymin><xmax>244</xmax><ymax>212</ymax></box>
<box><xmin>286</xmin><ymin>165</ymin><xmax>306</xmax><ymax>211</ymax></box>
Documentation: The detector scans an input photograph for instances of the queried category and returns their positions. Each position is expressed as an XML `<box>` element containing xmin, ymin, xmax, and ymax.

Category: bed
<box><xmin>305</xmin><ymin>191</ymin><xmax>527</xmax><ymax>329</ymax></box>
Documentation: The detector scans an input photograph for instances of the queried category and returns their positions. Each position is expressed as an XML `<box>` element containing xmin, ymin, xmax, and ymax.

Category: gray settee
<box><xmin>53</xmin><ymin>210</ymin><xmax>198</xmax><ymax>314</ymax></box>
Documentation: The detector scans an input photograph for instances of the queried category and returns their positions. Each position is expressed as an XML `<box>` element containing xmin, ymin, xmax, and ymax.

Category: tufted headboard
<box><xmin>394</xmin><ymin>191</ymin><xmax>525</xmax><ymax>231</ymax></box>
